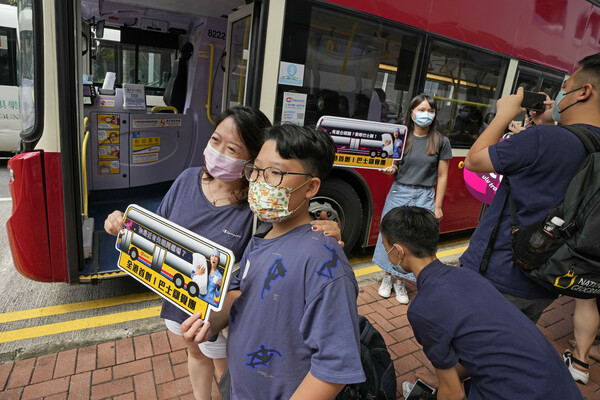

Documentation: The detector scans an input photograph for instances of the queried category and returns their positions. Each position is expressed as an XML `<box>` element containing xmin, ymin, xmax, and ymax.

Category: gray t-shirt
<box><xmin>395</xmin><ymin>134</ymin><xmax>452</xmax><ymax>187</ymax></box>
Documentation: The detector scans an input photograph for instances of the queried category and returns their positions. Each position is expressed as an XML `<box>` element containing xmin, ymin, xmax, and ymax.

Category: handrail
<box><xmin>151</xmin><ymin>106</ymin><xmax>178</xmax><ymax>114</ymax></box>
<box><xmin>82</xmin><ymin>117</ymin><xmax>90</xmax><ymax>218</ymax></box>
<box><xmin>205</xmin><ymin>42</ymin><xmax>216</xmax><ymax>126</ymax></box>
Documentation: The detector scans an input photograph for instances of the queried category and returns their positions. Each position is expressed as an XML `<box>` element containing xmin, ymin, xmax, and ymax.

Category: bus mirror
<box><xmin>95</xmin><ymin>20</ymin><xmax>105</xmax><ymax>39</ymax></box>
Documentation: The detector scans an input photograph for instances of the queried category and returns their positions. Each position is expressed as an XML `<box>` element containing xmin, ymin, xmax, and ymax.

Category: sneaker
<box><xmin>378</xmin><ymin>275</ymin><xmax>393</xmax><ymax>298</ymax></box>
<box><xmin>402</xmin><ymin>381</ymin><xmax>415</xmax><ymax>399</ymax></box>
<box><xmin>564</xmin><ymin>351</ymin><xmax>589</xmax><ymax>384</ymax></box>
<box><xmin>394</xmin><ymin>279</ymin><xmax>409</xmax><ymax>304</ymax></box>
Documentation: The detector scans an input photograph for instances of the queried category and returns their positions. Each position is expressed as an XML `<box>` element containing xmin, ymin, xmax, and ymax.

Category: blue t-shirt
<box><xmin>157</xmin><ymin>167</ymin><xmax>254</xmax><ymax>322</ymax></box>
<box><xmin>227</xmin><ymin>225</ymin><xmax>365</xmax><ymax>399</ymax></box>
<box><xmin>460</xmin><ymin>124</ymin><xmax>600</xmax><ymax>299</ymax></box>
<box><xmin>409</xmin><ymin>260</ymin><xmax>582</xmax><ymax>400</ymax></box>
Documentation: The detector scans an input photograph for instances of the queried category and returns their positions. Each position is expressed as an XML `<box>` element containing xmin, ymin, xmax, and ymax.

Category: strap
<box><xmin>479</xmin><ymin>178</ymin><xmax>512</xmax><ymax>274</ymax></box>
<box><xmin>561</xmin><ymin>125</ymin><xmax>600</xmax><ymax>154</ymax></box>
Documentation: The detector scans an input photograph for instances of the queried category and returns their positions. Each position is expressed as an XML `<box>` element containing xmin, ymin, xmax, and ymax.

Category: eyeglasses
<box><xmin>244</xmin><ymin>163</ymin><xmax>313</xmax><ymax>187</ymax></box>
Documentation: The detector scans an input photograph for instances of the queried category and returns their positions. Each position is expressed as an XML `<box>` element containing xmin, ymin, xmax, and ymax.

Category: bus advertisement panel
<box><xmin>317</xmin><ymin>116</ymin><xmax>407</xmax><ymax>170</ymax></box>
<box><xmin>115</xmin><ymin>205</ymin><xmax>235</xmax><ymax>320</ymax></box>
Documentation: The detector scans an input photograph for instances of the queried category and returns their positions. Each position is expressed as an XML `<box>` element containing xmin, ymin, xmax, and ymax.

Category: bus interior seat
<box><xmin>163</xmin><ymin>42</ymin><xmax>193</xmax><ymax>113</ymax></box>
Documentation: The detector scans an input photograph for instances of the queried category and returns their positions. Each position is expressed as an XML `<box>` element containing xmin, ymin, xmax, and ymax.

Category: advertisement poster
<box><xmin>463</xmin><ymin>170</ymin><xmax>503</xmax><ymax>204</ymax></box>
<box><xmin>132</xmin><ymin>137</ymin><xmax>160</xmax><ymax>164</ymax></box>
<box><xmin>122</xmin><ymin>83</ymin><xmax>146</xmax><ymax>110</ymax></box>
<box><xmin>281</xmin><ymin>92</ymin><xmax>307</xmax><ymax>126</ymax></box>
<box><xmin>115</xmin><ymin>205</ymin><xmax>235</xmax><ymax>320</ymax></box>
<box><xmin>317</xmin><ymin>116</ymin><xmax>407</xmax><ymax>169</ymax></box>
<box><xmin>98</xmin><ymin>145</ymin><xmax>120</xmax><ymax>159</ymax></box>
<box><xmin>278</xmin><ymin>62</ymin><xmax>304</xmax><ymax>87</ymax></box>
<box><xmin>98</xmin><ymin>160</ymin><xmax>120</xmax><ymax>175</ymax></box>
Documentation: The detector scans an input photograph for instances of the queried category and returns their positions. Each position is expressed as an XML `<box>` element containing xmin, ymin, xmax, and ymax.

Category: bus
<box><xmin>0</xmin><ymin>2</ymin><xmax>21</xmax><ymax>153</ymax></box>
<box><xmin>6</xmin><ymin>0</ymin><xmax>600</xmax><ymax>284</ymax></box>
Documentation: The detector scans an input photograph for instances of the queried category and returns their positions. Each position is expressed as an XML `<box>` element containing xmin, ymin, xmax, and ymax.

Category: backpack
<box><xmin>336</xmin><ymin>315</ymin><xmax>396</xmax><ymax>400</ymax></box>
<box><xmin>506</xmin><ymin>125</ymin><xmax>600</xmax><ymax>298</ymax></box>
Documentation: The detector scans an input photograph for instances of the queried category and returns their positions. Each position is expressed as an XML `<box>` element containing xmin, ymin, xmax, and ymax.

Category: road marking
<box><xmin>0</xmin><ymin>307</ymin><xmax>162</xmax><ymax>344</ymax></box>
<box><xmin>0</xmin><ymin>198</ymin><xmax>12</xmax><ymax>202</ymax></box>
<box><xmin>0</xmin><ymin>292</ymin><xmax>159</xmax><ymax>323</ymax></box>
<box><xmin>0</xmin><ymin>244</ymin><xmax>469</xmax><ymax>342</ymax></box>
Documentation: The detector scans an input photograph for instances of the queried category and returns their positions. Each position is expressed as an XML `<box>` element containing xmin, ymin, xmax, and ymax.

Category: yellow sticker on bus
<box><xmin>115</xmin><ymin>205</ymin><xmax>235</xmax><ymax>321</ymax></box>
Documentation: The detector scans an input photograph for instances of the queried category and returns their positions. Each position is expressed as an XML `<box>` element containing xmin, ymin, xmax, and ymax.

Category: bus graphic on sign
<box><xmin>317</xmin><ymin>116</ymin><xmax>407</xmax><ymax>170</ymax></box>
<box><xmin>115</xmin><ymin>205</ymin><xmax>235</xmax><ymax>320</ymax></box>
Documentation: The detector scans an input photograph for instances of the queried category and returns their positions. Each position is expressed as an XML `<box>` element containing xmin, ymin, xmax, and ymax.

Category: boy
<box><xmin>380</xmin><ymin>206</ymin><xmax>582</xmax><ymax>400</ymax></box>
<box><xmin>182</xmin><ymin>124</ymin><xmax>365</xmax><ymax>399</ymax></box>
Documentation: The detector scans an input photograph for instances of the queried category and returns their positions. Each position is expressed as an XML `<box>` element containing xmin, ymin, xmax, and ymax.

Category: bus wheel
<box><xmin>129</xmin><ymin>247</ymin><xmax>139</xmax><ymax>260</ymax></box>
<box><xmin>369</xmin><ymin>150</ymin><xmax>377</xmax><ymax>157</ymax></box>
<box><xmin>380</xmin><ymin>151</ymin><xmax>388</xmax><ymax>158</ymax></box>
<box><xmin>310</xmin><ymin>178</ymin><xmax>363</xmax><ymax>252</ymax></box>
<box><xmin>174</xmin><ymin>274</ymin><xmax>185</xmax><ymax>288</ymax></box>
<box><xmin>187</xmin><ymin>282</ymin><xmax>200</xmax><ymax>297</ymax></box>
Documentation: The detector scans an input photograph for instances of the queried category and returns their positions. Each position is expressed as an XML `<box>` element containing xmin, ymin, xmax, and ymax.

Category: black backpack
<box><xmin>493</xmin><ymin>125</ymin><xmax>600</xmax><ymax>298</ymax></box>
<box><xmin>336</xmin><ymin>315</ymin><xmax>396</xmax><ymax>400</ymax></box>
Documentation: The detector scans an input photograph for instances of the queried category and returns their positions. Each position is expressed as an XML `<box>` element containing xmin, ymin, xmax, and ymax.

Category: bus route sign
<box><xmin>115</xmin><ymin>205</ymin><xmax>235</xmax><ymax>320</ymax></box>
<box><xmin>317</xmin><ymin>116</ymin><xmax>407</xmax><ymax>170</ymax></box>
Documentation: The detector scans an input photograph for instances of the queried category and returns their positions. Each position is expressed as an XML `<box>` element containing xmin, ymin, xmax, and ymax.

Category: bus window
<box><xmin>514</xmin><ymin>64</ymin><xmax>564</xmax><ymax>100</ymax></box>
<box><xmin>424</xmin><ymin>40</ymin><xmax>508</xmax><ymax>148</ymax></box>
<box><xmin>0</xmin><ymin>2</ymin><xmax>21</xmax><ymax>152</ymax></box>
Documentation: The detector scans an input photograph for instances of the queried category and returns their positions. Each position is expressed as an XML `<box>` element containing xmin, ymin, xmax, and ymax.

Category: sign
<box><xmin>281</xmin><ymin>92</ymin><xmax>307</xmax><ymax>126</ymax></box>
<box><xmin>123</xmin><ymin>83</ymin><xmax>146</xmax><ymax>110</ymax></box>
<box><xmin>132</xmin><ymin>117</ymin><xmax>183</xmax><ymax>129</ymax></box>
<box><xmin>317</xmin><ymin>116</ymin><xmax>407</xmax><ymax>170</ymax></box>
<box><xmin>278</xmin><ymin>62</ymin><xmax>304</xmax><ymax>87</ymax></box>
<box><xmin>115</xmin><ymin>205</ymin><xmax>236</xmax><ymax>320</ymax></box>
<box><xmin>132</xmin><ymin>137</ymin><xmax>160</xmax><ymax>164</ymax></box>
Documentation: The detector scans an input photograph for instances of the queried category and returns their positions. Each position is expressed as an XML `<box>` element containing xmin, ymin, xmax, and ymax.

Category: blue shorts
<box><xmin>372</xmin><ymin>182</ymin><xmax>435</xmax><ymax>280</ymax></box>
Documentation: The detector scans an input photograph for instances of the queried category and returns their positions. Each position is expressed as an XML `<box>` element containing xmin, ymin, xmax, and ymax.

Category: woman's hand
<box><xmin>181</xmin><ymin>312</ymin><xmax>213</xmax><ymax>346</ymax></box>
<box><xmin>381</xmin><ymin>164</ymin><xmax>398</xmax><ymax>175</ymax></box>
<box><xmin>104</xmin><ymin>210</ymin><xmax>124</xmax><ymax>236</ymax></box>
<box><xmin>435</xmin><ymin>206</ymin><xmax>444</xmax><ymax>222</ymax></box>
<box><xmin>311</xmin><ymin>211</ymin><xmax>344</xmax><ymax>247</ymax></box>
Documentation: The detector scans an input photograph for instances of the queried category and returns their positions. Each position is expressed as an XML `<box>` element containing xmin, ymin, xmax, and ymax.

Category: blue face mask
<box><xmin>413</xmin><ymin>111</ymin><xmax>434</xmax><ymax>127</ymax></box>
<box><xmin>552</xmin><ymin>87</ymin><xmax>582</xmax><ymax>123</ymax></box>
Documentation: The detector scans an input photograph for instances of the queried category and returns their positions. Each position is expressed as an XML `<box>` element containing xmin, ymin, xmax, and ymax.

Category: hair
<box><xmin>380</xmin><ymin>206</ymin><xmax>439</xmax><ymax>258</ymax></box>
<box><xmin>402</xmin><ymin>94</ymin><xmax>443</xmax><ymax>156</ymax></box>
<box><xmin>203</xmin><ymin>106</ymin><xmax>272</xmax><ymax>207</ymax></box>
<box><xmin>262</xmin><ymin>124</ymin><xmax>336</xmax><ymax>180</ymax></box>
<box><xmin>574</xmin><ymin>53</ymin><xmax>600</xmax><ymax>92</ymax></box>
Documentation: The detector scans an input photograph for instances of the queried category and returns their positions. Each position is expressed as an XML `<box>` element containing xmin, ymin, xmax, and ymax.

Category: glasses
<box><xmin>244</xmin><ymin>164</ymin><xmax>313</xmax><ymax>187</ymax></box>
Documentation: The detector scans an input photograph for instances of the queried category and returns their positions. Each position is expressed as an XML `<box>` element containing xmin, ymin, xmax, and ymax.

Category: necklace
<box><xmin>207</xmin><ymin>180</ymin><xmax>231</xmax><ymax>205</ymax></box>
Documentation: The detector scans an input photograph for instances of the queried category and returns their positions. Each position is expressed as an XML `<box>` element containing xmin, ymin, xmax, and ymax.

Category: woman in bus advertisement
<box><xmin>104</xmin><ymin>106</ymin><xmax>341</xmax><ymax>400</ymax></box>
<box><xmin>374</xmin><ymin>94</ymin><xmax>452</xmax><ymax>305</ymax></box>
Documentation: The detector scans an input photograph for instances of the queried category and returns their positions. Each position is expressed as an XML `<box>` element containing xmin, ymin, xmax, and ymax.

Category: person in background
<box><xmin>104</xmin><ymin>106</ymin><xmax>342</xmax><ymax>400</ymax></box>
<box><xmin>380</xmin><ymin>206</ymin><xmax>583</xmax><ymax>400</ymax></box>
<box><xmin>374</xmin><ymin>94</ymin><xmax>451</xmax><ymax>304</ymax></box>
<box><xmin>462</xmin><ymin>53</ymin><xmax>600</xmax><ymax>384</ymax></box>
<box><xmin>180</xmin><ymin>124</ymin><xmax>365</xmax><ymax>399</ymax></box>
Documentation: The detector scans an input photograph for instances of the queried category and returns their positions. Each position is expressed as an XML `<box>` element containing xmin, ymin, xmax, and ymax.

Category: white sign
<box><xmin>281</xmin><ymin>92</ymin><xmax>307</xmax><ymax>126</ymax></box>
<box><xmin>278</xmin><ymin>62</ymin><xmax>304</xmax><ymax>87</ymax></box>
<box><xmin>123</xmin><ymin>83</ymin><xmax>146</xmax><ymax>110</ymax></box>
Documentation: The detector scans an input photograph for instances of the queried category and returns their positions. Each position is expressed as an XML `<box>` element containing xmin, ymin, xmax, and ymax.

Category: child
<box><xmin>182</xmin><ymin>124</ymin><xmax>365</xmax><ymax>399</ymax></box>
<box><xmin>379</xmin><ymin>206</ymin><xmax>583</xmax><ymax>400</ymax></box>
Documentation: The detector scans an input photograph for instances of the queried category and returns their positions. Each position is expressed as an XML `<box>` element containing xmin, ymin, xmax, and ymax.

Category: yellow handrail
<box><xmin>205</xmin><ymin>43</ymin><xmax>216</xmax><ymax>126</ymax></box>
<box><xmin>82</xmin><ymin>117</ymin><xmax>90</xmax><ymax>218</ymax></box>
<box><xmin>151</xmin><ymin>106</ymin><xmax>178</xmax><ymax>114</ymax></box>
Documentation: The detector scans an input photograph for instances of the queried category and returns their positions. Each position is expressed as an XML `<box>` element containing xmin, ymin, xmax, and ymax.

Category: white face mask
<box><xmin>387</xmin><ymin>244</ymin><xmax>408</xmax><ymax>274</ymax></box>
<box><xmin>248</xmin><ymin>179</ymin><xmax>310</xmax><ymax>223</ymax></box>
<box><xmin>203</xmin><ymin>144</ymin><xmax>248</xmax><ymax>181</ymax></box>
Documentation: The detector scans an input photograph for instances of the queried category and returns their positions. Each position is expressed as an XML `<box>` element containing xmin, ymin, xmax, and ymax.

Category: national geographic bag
<box><xmin>515</xmin><ymin>125</ymin><xmax>600</xmax><ymax>298</ymax></box>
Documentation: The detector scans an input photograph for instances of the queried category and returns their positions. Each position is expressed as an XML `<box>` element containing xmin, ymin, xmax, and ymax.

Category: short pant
<box><xmin>164</xmin><ymin>318</ymin><xmax>227</xmax><ymax>359</ymax></box>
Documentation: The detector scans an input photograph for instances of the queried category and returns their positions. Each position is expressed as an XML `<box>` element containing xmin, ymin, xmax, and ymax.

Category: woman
<box><xmin>373</xmin><ymin>94</ymin><xmax>452</xmax><ymax>304</ymax></box>
<box><xmin>105</xmin><ymin>106</ymin><xmax>341</xmax><ymax>400</ymax></box>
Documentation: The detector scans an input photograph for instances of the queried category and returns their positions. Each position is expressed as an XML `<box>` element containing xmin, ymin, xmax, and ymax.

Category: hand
<box><xmin>217</xmin><ymin>279</ymin><xmax>222</xmax><ymax>288</ymax></box>
<box><xmin>496</xmin><ymin>86</ymin><xmax>525</xmax><ymax>121</ymax></box>
<box><xmin>181</xmin><ymin>312</ymin><xmax>213</xmax><ymax>345</ymax></box>
<box><xmin>381</xmin><ymin>165</ymin><xmax>397</xmax><ymax>175</ymax></box>
<box><xmin>435</xmin><ymin>207</ymin><xmax>443</xmax><ymax>222</ymax></box>
<box><xmin>311</xmin><ymin>210</ymin><xmax>344</xmax><ymax>247</ymax></box>
<box><xmin>104</xmin><ymin>210</ymin><xmax>125</xmax><ymax>236</ymax></box>
<box><xmin>507</xmin><ymin>120</ymin><xmax>526</xmax><ymax>136</ymax></box>
<box><xmin>198</xmin><ymin>267</ymin><xmax>206</xmax><ymax>275</ymax></box>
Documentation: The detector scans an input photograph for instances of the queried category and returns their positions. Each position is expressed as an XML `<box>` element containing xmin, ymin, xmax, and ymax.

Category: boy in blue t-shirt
<box><xmin>380</xmin><ymin>206</ymin><xmax>582</xmax><ymax>400</ymax></box>
<box><xmin>181</xmin><ymin>124</ymin><xmax>365</xmax><ymax>399</ymax></box>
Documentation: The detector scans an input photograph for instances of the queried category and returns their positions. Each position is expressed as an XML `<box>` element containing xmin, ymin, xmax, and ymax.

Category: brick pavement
<box><xmin>0</xmin><ymin>282</ymin><xmax>596</xmax><ymax>399</ymax></box>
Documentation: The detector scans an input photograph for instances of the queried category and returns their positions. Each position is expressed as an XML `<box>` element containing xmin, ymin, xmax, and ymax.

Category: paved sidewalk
<box><xmin>0</xmin><ymin>281</ymin><xmax>595</xmax><ymax>400</ymax></box>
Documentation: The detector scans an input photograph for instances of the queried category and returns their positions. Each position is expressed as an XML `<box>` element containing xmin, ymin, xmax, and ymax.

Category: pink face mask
<box><xmin>203</xmin><ymin>144</ymin><xmax>249</xmax><ymax>181</ymax></box>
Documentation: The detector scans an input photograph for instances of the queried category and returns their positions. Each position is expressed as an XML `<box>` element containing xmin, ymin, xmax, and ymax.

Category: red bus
<box><xmin>7</xmin><ymin>0</ymin><xmax>600</xmax><ymax>283</ymax></box>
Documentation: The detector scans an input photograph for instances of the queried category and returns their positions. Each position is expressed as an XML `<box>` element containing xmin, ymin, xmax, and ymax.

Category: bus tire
<box><xmin>187</xmin><ymin>282</ymin><xmax>199</xmax><ymax>297</ymax></box>
<box><xmin>310</xmin><ymin>177</ymin><xmax>363</xmax><ymax>252</ymax></box>
<box><xmin>380</xmin><ymin>151</ymin><xmax>388</xmax><ymax>158</ymax></box>
<box><xmin>369</xmin><ymin>150</ymin><xmax>377</xmax><ymax>157</ymax></box>
<box><xmin>174</xmin><ymin>273</ymin><xmax>185</xmax><ymax>288</ymax></box>
<box><xmin>129</xmin><ymin>247</ymin><xmax>139</xmax><ymax>260</ymax></box>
